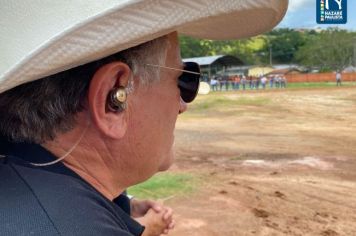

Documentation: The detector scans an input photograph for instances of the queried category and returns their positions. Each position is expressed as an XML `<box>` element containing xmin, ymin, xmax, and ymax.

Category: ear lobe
<box><xmin>87</xmin><ymin>62</ymin><xmax>131</xmax><ymax>139</ymax></box>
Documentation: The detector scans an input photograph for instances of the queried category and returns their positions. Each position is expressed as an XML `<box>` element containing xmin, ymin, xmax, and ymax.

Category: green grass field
<box><xmin>191</xmin><ymin>96</ymin><xmax>270</xmax><ymax>111</ymax></box>
<box><xmin>286</xmin><ymin>81</ymin><xmax>356</xmax><ymax>89</ymax></box>
<box><xmin>210</xmin><ymin>81</ymin><xmax>356</xmax><ymax>91</ymax></box>
<box><xmin>127</xmin><ymin>173</ymin><xmax>197</xmax><ymax>200</ymax></box>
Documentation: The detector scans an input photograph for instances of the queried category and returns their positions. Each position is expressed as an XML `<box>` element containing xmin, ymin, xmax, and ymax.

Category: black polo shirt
<box><xmin>0</xmin><ymin>137</ymin><xmax>144</xmax><ymax>236</ymax></box>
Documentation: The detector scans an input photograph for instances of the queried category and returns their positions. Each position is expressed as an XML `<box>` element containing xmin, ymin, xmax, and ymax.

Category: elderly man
<box><xmin>0</xmin><ymin>0</ymin><xmax>287</xmax><ymax>235</ymax></box>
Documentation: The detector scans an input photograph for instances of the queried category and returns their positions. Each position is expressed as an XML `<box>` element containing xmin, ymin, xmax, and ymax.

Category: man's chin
<box><xmin>158</xmin><ymin>152</ymin><xmax>174</xmax><ymax>172</ymax></box>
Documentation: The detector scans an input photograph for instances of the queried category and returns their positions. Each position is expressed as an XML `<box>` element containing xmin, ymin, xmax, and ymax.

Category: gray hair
<box><xmin>0</xmin><ymin>35</ymin><xmax>169</xmax><ymax>143</ymax></box>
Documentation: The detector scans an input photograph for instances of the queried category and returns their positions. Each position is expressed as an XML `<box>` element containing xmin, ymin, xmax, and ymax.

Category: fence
<box><xmin>285</xmin><ymin>72</ymin><xmax>356</xmax><ymax>83</ymax></box>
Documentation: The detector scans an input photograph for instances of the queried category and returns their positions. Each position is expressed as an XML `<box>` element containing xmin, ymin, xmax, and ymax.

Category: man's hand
<box><xmin>130</xmin><ymin>198</ymin><xmax>162</xmax><ymax>218</ymax></box>
<box><xmin>131</xmin><ymin>198</ymin><xmax>175</xmax><ymax>235</ymax></box>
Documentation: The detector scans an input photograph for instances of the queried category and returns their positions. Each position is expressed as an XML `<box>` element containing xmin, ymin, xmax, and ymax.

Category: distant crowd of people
<box><xmin>209</xmin><ymin>74</ymin><xmax>287</xmax><ymax>91</ymax></box>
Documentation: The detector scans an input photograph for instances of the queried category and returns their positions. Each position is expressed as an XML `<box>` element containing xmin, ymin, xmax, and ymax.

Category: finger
<box><xmin>151</xmin><ymin>204</ymin><xmax>162</xmax><ymax>213</ymax></box>
<box><xmin>138</xmin><ymin>200</ymin><xmax>151</xmax><ymax>214</ymax></box>
<box><xmin>145</xmin><ymin>200</ymin><xmax>162</xmax><ymax>213</ymax></box>
<box><xmin>168</xmin><ymin>220</ymin><xmax>175</xmax><ymax>229</ymax></box>
<box><xmin>163</xmin><ymin>207</ymin><xmax>173</xmax><ymax>221</ymax></box>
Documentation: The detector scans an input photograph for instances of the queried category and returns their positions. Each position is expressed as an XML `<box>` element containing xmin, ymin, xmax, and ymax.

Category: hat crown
<box><xmin>1</xmin><ymin>0</ymin><xmax>133</xmax><ymax>89</ymax></box>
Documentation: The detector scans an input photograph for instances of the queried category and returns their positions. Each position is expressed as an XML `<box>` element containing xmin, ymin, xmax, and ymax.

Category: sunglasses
<box><xmin>145</xmin><ymin>62</ymin><xmax>201</xmax><ymax>103</ymax></box>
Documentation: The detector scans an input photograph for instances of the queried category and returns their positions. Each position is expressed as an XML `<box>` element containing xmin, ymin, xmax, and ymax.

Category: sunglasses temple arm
<box><xmin>145</xmin><ymin>64</ymin><xmax>200</xmax><ymax>75</ymax></box>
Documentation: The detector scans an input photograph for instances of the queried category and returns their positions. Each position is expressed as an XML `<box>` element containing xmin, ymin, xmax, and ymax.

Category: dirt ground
<box><xmin>166</xmin><ymin>87</ymin><xmax>356</xmax><ymax>236</ymax></box>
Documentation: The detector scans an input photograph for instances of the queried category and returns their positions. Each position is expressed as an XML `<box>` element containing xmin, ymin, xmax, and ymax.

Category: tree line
<box><xmin>180</xmin><ymin>28</ymin><xmax>356</xmax><ymax>72</ymax></box>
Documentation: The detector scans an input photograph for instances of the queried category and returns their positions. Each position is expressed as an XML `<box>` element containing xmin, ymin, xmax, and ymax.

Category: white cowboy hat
<box><xmin>0</xmin><ymin>0</ymin><xmax>288</xmax><ymax>93</ymax></box>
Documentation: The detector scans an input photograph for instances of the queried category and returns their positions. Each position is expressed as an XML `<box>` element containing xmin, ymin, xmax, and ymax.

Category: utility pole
<box><xmin>353</xmin><ymin>36</ymin><xmax>356</xmax><ymax>67</ymax></box>
<box><xmin>269</xmin><ymin>44</ymin><xmax>273</xmax><ymax>67</ymax></box>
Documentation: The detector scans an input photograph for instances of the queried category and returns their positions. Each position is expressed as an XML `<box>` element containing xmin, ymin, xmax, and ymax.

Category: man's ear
<box><xmin>88</xmin><ymin>62</ymin><xmax>131</xmax><ymax>139</ymax></box>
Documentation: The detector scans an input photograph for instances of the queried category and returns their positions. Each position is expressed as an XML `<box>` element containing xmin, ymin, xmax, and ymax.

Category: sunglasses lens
<box><xmin>178</xmin><ymin>62</ymin><xmax>200</xmax><ymax>103</ymax></box>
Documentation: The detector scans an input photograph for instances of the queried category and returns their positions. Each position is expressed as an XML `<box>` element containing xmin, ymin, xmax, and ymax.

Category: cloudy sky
<box><xmin>277</xmin><ymin>0</ymin><xmax>355</xmax><ymax>30</ymax></box>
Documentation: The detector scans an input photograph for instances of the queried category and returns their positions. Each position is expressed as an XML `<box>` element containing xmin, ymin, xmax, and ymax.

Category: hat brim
<box><xmin>0</xmin><ymin>0</ymin><xmax>288</xmax><ymax>93</ymax></box>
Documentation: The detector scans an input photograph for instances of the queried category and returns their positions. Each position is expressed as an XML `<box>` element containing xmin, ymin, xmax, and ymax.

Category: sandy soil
<box><xmin>166</xmin><ymin>87</ymin><xmax>356</xmax><ymax>236</ymax></box>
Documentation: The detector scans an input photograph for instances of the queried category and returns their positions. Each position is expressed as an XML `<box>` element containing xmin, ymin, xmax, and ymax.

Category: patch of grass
<box><xmin>127</xmin><ymin>173</ymin><xmax>197</xmax><ymax>200</ymax></box>
<box><xmin>234</xmin><ymin>97</ymin><xmax>270</xmax><ymax>106</ymax></box>
<box><xmin>287</xmin><ymin>81</ymin><xmax>356</xmax><ymax>89</ymax></box>
<box><xmin>193</xmin><ymin>97</ymin><xmax>235</xmax><ymax>110</ymax></box>
<box><xmin>190</xmin><ymin>95</ymin><xmax>270</xmax><ymax>112</ymax></box>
